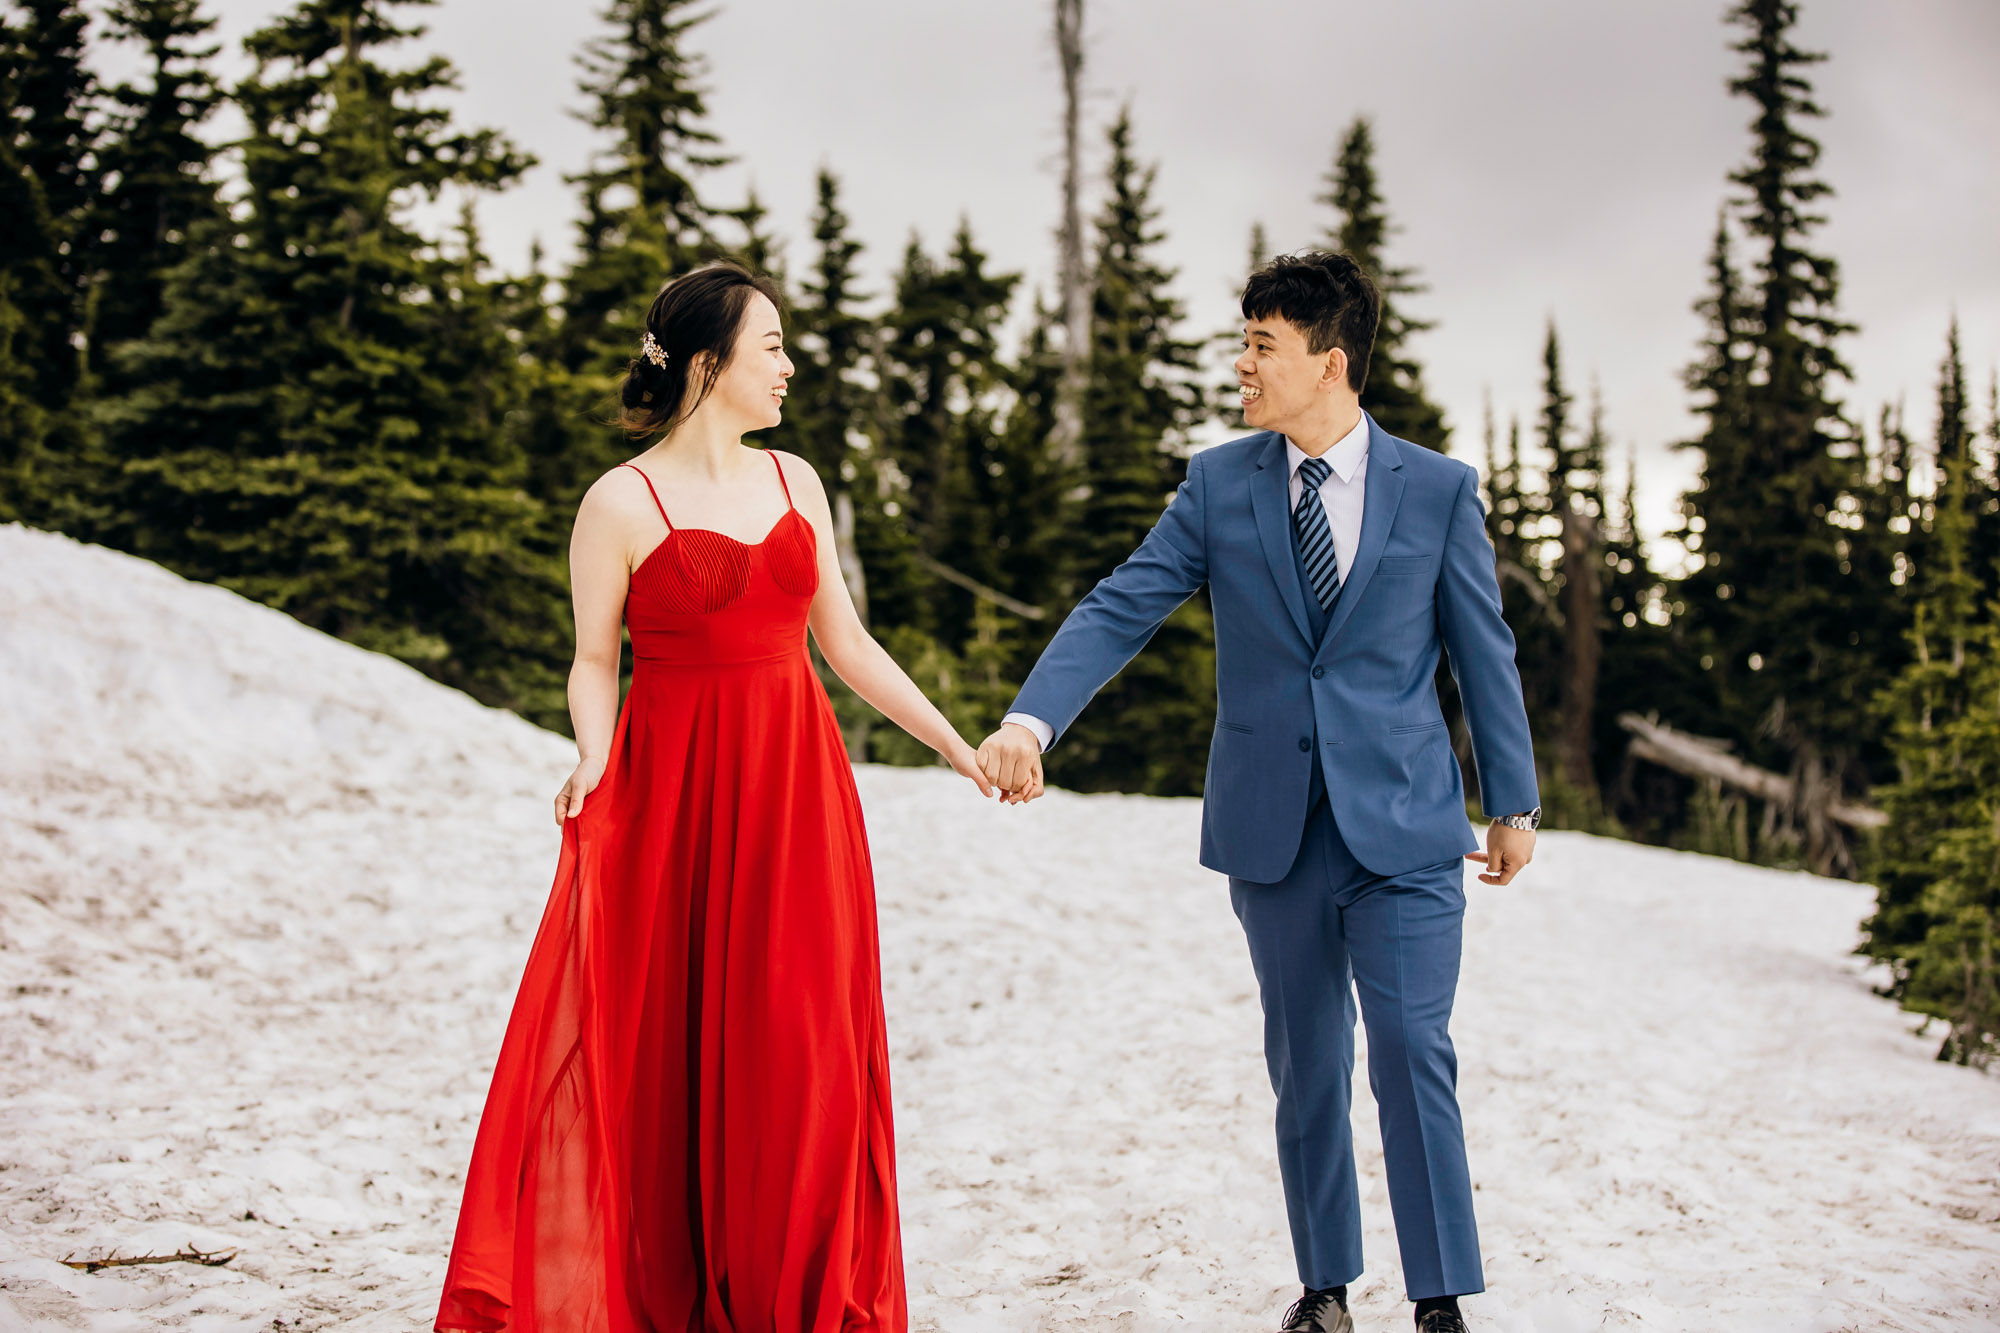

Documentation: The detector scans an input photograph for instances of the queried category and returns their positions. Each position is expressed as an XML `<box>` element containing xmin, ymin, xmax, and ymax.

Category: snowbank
<box><xmin>1</xmin><ymin>523</ymin><xmax>1995</xmax><ymax>1332</ymax></box>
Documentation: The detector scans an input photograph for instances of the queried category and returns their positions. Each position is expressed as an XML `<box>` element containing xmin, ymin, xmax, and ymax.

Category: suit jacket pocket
<box><xmin>1217</xmin><ymin>720</ymin><xmax>1254</xmax><ymax>734</ymax></box>
<box><xmin>1376</xmin><ymin>555</ymin><xmax>1435</xmax><ymax>577</ymax></box>
<box><xmin>1388</xmin><ymin>718</ymin><xmax>1448</xmax><ymax>734</ymax></box>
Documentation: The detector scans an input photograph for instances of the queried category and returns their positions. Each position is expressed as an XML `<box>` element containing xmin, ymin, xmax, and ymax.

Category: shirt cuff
<box><xmin>1001</xmin><ymin>712</ymin><xmax>1054</xmax><ymax>753</ymax></box>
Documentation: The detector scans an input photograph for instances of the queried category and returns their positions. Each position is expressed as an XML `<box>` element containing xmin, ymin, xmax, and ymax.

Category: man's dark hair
<box><xmin>1240</xmin><ymin>250</ymin><xmax>1381</xmax><ymax>393</ymax></box>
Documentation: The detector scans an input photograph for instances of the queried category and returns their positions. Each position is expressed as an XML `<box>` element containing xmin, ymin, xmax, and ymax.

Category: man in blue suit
<box><xmin>978</xmin><ymin>251</ymin><xmax>1540</xmax><ymax>1333</ymax></box>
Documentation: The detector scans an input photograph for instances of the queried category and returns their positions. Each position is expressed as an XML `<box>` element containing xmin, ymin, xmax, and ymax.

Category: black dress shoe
<box><xmin>1280</xmin><ymin>1287</ymin><xmax>1353</xmax><ymax>1332</ymax></box>
<box><xmin>1416</xmin><ymin>1311</ymin><xmax>1468</xmax><ymax>1333</ymax></box>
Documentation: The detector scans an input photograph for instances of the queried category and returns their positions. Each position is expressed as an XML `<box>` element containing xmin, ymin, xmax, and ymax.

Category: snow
<box><xmin>1</xmin><ymin>521</ymin><xmax>1996</xmax><ymax>1333</ymax></box>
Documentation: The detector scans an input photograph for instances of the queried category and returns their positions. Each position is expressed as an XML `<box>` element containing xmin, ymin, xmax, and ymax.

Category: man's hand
<box><xmin>1465</xmin><ymin>821</ymin><xmax>1535</xmax><ymax>885</ymax></box>
<box><xmin>977</xmin><ymin>722</ymin><xmax>1045</xmax><ymax>805</ymax></box>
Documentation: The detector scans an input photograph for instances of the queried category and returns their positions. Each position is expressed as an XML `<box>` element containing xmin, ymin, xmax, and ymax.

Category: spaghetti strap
<box><xmin>620</xmin><ymin>462</ymin><xmax>672</xmax><ymax>530</ymax></box>
<box><xmin>770</xmin><ymin>451</ymin><xmax>796</xmax><ymax>510</ymax></box>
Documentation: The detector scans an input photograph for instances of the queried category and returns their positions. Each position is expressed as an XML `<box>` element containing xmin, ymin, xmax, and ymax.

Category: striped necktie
<box><xmin>1294</xmin><ymin>455</ymin><xmax>1340</xmax><ymax>611</ymax></box>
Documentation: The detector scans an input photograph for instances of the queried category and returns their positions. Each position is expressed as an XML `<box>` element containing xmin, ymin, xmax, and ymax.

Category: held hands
<box><xmin>1465</xmin><ymin>820</ymin><xmax>1535</xmax><ymax>885</ymax></box>
<box><xmin>975</xmin><ymin>722</ymin><xmax>1045</xmax><ymax>806</ymax></box>
<box><xmin>554</xmin><ymin>755</ymin><xmax>607</xmax><ymax>825</ymax></box>
<box><xmin>944</xmin><ymin>739</ymin><xmax>998</xmax><ymax>800</ymax></box>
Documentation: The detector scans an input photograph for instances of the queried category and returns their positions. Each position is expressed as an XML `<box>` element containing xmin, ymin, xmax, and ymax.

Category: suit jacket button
<box><xmin>1298</xmin><ymin>737</ymin><xmax>1311</xmax><ymax>752</ymax></box>
<box><xmin>1312</xmin><ymin>666</ymin><xmax>1325</xmax><ymax>680</ymax></box>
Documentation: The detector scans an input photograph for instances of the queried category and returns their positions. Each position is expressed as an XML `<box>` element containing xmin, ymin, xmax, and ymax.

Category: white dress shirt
<box><xmin>1005</xmin><ymin>415</ymin><xmax>1372</xmax><ymax>753</ymax></box>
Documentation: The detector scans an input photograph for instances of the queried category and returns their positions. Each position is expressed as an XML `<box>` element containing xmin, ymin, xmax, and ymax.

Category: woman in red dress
<box><xmin>435</xmin><ymin>264</ymin><xmax>1022</xmax><ymax>1332</ymax></box>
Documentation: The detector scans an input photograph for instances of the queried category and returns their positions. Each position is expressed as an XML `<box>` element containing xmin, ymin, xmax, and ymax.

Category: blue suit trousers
<box><xmin>1229</xmin><ymin>797</ymin><xmax>1483</xmax><ymax>1300</ymax></box>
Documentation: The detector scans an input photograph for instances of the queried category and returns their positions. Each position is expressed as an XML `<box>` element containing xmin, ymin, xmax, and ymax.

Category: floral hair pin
<box><xmin>640</xmin><ymin>331</ymin><xmax>669</xmax><ymax>368</ymax></box>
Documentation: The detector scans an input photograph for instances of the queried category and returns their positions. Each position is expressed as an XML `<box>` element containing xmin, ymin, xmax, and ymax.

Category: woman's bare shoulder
<box><xmin>571</xmin><ymin>463</ymin><xmax>666</xmax><ymax>551</ymax></box>
<box><xmin>766</xmin><ymin>448</ymin><xmax>828</xmax><ymax>505</ymax></box>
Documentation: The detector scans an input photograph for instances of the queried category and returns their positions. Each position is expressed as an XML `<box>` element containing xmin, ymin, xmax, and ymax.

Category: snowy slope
<box><xmin>1</xmin><ymin>522</ymin><xmax>1996</xmax><ymax>1333</ymax></box>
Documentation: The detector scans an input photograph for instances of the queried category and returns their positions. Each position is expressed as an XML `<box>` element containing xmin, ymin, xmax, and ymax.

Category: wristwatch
<box><xmin>1493</xmin><ymin>806</ymin><xmax>1542</xmax><ymax>832</ymax></box>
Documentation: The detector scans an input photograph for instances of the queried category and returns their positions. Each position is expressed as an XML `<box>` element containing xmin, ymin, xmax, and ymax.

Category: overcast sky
<box><xmin>125</xmin><ymin>0</ymin><xmax>2000</xmax><ymax>546</ymax></box>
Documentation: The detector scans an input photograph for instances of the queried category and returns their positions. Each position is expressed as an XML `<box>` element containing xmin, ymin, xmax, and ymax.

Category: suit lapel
<box><xmin>1249</xmin><ymin>431</ymin><xmax>1316</xmax><ymax>648</ymax></box>
<box><xmin>1319</xmin><ymin>416</ymin><xmax>1406</xmax><ymax>655</ymax></box>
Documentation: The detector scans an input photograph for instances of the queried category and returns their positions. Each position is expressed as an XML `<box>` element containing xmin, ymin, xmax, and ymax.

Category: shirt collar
<box><xmin>1285</xmin><ymin>414</ymin><xmax>1371</xmax><ymax>485</ymax></box>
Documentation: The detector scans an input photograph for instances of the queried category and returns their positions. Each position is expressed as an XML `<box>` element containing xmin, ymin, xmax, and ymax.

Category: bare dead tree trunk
<box><xmin>1050</xmin><ymin>0</ymin><xmax>1089</xmax><ymax>472</ymax></box>
<box><xmin>1557</xmin><ymin>505</ymin><xmax>1602</xmax><ymax>794</ymax></box>
<box><xmin>1790</xmin><ymin>744</ymin><xmax>1852</xmax><ymax>879</ymax></box>
<box><xmin>832</xmin><ymin>490</ymin><xmax>868</xmax><ymax>628</ymax></box>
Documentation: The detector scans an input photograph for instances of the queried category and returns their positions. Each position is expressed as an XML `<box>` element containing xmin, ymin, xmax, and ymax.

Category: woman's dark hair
<box><xmin>1240</xmin><ymin>250</ymin><xmax>1381</xmax><ymax>393</ymax></box>
<box><xmin>617</xmin><ymin>261</ymin><xmax>787</xmax><ymax>436</ymax></box>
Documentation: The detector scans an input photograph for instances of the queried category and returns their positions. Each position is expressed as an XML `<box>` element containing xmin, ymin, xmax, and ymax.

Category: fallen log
<box><xmin>1616</xmin><ymin>712</ymin><xmax>1887</xmax><ymax>831</ymax></box>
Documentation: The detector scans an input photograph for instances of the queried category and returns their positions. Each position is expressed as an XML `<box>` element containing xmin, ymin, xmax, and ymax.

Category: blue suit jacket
<box><xmin>1010</xmin><ymin>417</ymin><xmax>1540</xmax><ymax>882</ymax></box>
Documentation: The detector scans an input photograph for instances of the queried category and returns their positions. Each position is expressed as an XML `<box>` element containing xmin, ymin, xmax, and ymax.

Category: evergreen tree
<box><xmin>761</xmin><ymin>169</ymin><xmax>907</xmax><ymax>756</ymax></box>
<box><xmin>0</xmin><ymin>0</ymin><xmax>94</xmax><ymax>515</ymax></box>
<box><xmin>1600</xmin><ymin>449</ymin><xmax>1653</xmax><ymax>641</ymax></box>
<box><xmin>1966</xmin><ymin>367</ymin><xmax>2000</xmax><ymax>598</ymax></box>
<box><xmin>86</xmin><ymin>0</ymin><xmax>223</xmax><ymax>354</ymax></box>
<box><xmin>1870</xmin><ymin>399</ymin><xmax>1921</xmax><ymax>601</ymax></box>
<box><xmin>1320</xmin><ymin>115</ymin><xmax>1448</xmax><ymax>450</ymax></box>
<box><xmin>1247</xmin><ymin>220</ymin><xmax>1269</xmax><ymax>272</ymax></box>
<box><xmin>990</xmin><ymin>291</ymin><xmax>1075</xmax><ymax>632</ymax></box>
<box><xmin>1671</xmin><ymin>0</ymin><xmax>1875</xmax><ymax>875</ymax></box>
<box><xmin>1481</xmin><ymin>393</ymin><xmax>1523</xmax><ymax>571</ymax></box>
<box><xmin>1866</xmin><ymin>321</ymin><xmax>2000</xmax><ymax>1066</ymax></box>
<box><xmin>96</xmin><ymin>0</ymin><xmax>565</xmax><ymax>719</ymax></box>
<box><xmin>559</xmin><ymin>0</ymin><xmax>727</xmax><ymax>375</ymax></box>
<box><xmin>878</xmin><ymin>219</ymin><xmax>1017</xmax><ymax>629</ymax></box>
<box><xmin>861</xmin><ymin>221</ymin><xmax>1021</xmax><ymax>766</ymax></box>
<box><xmin>1595</xmin><ymin>447</ymin><xmax>1707</xmax><ymax>841</ymax></box>
<box><xmin>5</xmin><ymin>0</ymin><xmax>94</xmax><ymax>383</ymax></box>
<box><xmin>773</xmin><ymin>171</ymin><xmax>866</xmax><ymax>481</ymax></box>
<box><xmin>1053</xmin><ymin>108</ymin><xmax>1214</xmax><ymax>796</ymax></box>
<box><xmin>1540</xmin><ymin>325</ymin><xmax>1605</xmax><ymax>813</ymax></box>
<box><xmin>730</xmin><ymin>183</ymin><xmax>784</xmax><ymax>284</ymax></box>
<box><xmin>0</xmin><ymin>14</ymin><xmax>57</xmax><ymax>518</ymax></box>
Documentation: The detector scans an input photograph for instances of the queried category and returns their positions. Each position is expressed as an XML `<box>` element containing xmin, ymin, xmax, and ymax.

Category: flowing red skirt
<box><xmin>435</xmin><ymin>642</ymin><xmax>906</xmax><ymax>1332</ymax></box>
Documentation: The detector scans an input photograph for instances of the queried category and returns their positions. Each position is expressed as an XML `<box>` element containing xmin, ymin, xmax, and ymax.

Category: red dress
<box><xmin>436</xmin><ymin>454</ymin><xmax>906</xmax><ymax>1332</ymax></box>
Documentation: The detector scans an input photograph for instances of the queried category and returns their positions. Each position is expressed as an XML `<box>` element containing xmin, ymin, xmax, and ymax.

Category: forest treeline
<box><xmin>1</xmin><ymin>0</ymin><xmax>1995</xmax><ymax>1064</ymax></box>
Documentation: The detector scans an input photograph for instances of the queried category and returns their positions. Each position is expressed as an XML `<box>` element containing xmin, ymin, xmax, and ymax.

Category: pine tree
<box><xmin>731</xmin><ymin>183</ymin><xmax>784</xmax><ymax>284</ymax></box>
<box><xmin>991</xmin><ymin>291</ymin><xmax>1075</xmax><ymax>632</ymax></box>
<box><xmin>1320</xmin><ymin>115</ymin><xmax>1448</xmax><ymax>450</ymax></box>
<box><xmin>762</xmin><ymin>170</ymin><xmax>907</xmax><ymax>756</ymax></box>
<box><xmin>1870</xmin><ymin>400</ymin><xmax>1921</xmax><ymax>598</ymax></box>
<box><xmin>1966</xmin><ymin>368</ymin><xmax>2000</xmax><ymax>600</ymax></box>
<box><xmin>0</xmin><ymin>0</ymin><xmax>95</xmax><ymax>516</ymax></box>
<box><xmin>1538</xmin><ymin>324</ymin><xmax>1605</xmax><ymax>811</ymax></box>
<box><xmin>772</xmin><ymin>171</ymin><xmax>865</xmax><ymax>481</ymax></box>
<box><xmin>1866</xmin><ymin>321</ymin><xmax>2000</xmax><ymax>1065</ymax></box>
<box><xmin>1481</xmin><ymin>393</ymin><xmax>1521</xmax><ymax>570</ymax></box>
<box><xmin>1601</xmin><ymin>450</ymin><xmax>1652</xmax><ymax>640</ymax></box>
<box><xmin>860</xmin><ymin>221</ymin><xmax>1021</xmax><ymax>766</ymax></box>
<box><xmin>0</xmin><ymin>17</ymin><xmax>56</xmax><ymax>518</ymax></box>
<box><xmin>1210</xmin><ymin>221</ymin><xmax>1271</xmax><ymax>431</ymax></box>
<box><xmin>878</xmin><ymin>219</ymin><xmax>1017</xmax><ymax>628</ymax></box>
<box><xmin>5</xmin><ymin>0</ymin><xmax>94</xmax><ymax>387</ymax></box>
<box><xmin>1529</xmin><ymin>324</ymin><xmax>1607</xmax><ymax>819</ymax></box>
<box><xmin>0</xmin><ymin>252</ymin><xmax>50</xmax><ymax>521</ymax></box>
<box><xmin>95</xmin><ymin>0</ymin><xmax>563</xmax><ymax>717</ymax></box>
<box><xmin>86</xmin><ymin>0</ymin><xmax>223</xmax><ymax>353</ymax></box>
<box><xmin>1053</xmin><ymin>108</ymin><xmax>1214</xmax><ymax>796</ymax></box>
<box><xmin>559</xmin><ymin>0</ymin><xmax>728</xmax><ymax>376</ymax></box>
<box><xmin>1671</xmin><ymin>0</ymin><xmax>1875</xmax><ymax>875</ymax></box>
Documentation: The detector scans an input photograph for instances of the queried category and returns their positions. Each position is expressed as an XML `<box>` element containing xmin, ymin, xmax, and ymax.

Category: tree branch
<box><xmin>918</xmin><ymin>555</ymin><xmax>1047</xmax><ymax>621</ymax></box>
<box><xmin>61</xmin><ymin>1244</ymin><xmax>238</xmax><ymax>1273</ymax></box>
